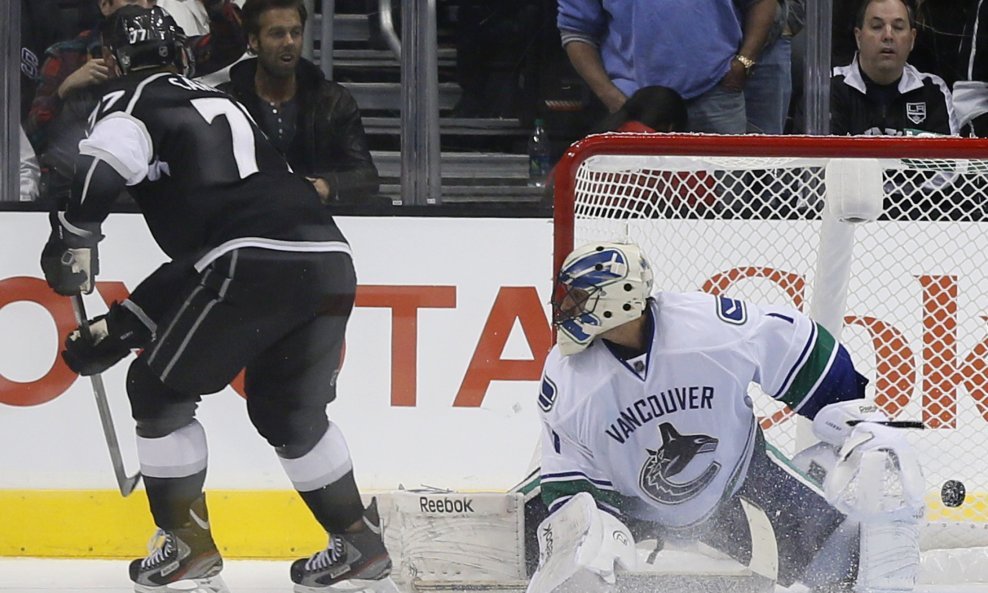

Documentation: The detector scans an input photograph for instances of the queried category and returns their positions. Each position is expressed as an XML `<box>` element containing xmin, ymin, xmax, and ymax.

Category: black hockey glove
<box><xmin>63</xmin><ymin>302</ymin><xmax>154</xmax><ymax>376</ymax></box>
<box><xmin>40</xmin><ymin>212</ymin><xmax>103</xmax><ymax>296</ymax></box>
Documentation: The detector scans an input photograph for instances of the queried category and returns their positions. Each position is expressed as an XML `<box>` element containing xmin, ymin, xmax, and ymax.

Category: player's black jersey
<box><xmin>79</xmin><ymin>71</ymin><xmax>346</xmax><ymax>262</ymax></box>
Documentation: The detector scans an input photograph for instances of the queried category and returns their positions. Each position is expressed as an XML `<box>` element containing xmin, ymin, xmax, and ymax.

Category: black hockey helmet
<box><xmin>101</xmin><ymin>5</ymin><xmax>190</xmax><ymax>76</ymax></box>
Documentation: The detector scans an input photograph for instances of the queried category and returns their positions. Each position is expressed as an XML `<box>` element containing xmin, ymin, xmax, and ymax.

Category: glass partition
<box><xmin>2</xmin><ymin>0</ymin><xmax>969</xmax><ymax>209</ymax></box>
<box><xmin>2</xmin><ymin>1</ymin><xmax>21</xmax><ymax>203</ymax></box>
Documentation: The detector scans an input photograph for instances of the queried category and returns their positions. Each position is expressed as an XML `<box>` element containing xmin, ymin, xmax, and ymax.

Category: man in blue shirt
<box><xmin>557</xmin><ymin>0</ymin><xmax>777</xmax><ymax>133</ymax></box>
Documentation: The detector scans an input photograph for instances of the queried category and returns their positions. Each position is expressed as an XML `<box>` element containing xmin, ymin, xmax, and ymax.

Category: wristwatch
<box><xmin>734</xmin><ymin>54</ymin><xmax>756</xmax><ymax>72</ymax></box>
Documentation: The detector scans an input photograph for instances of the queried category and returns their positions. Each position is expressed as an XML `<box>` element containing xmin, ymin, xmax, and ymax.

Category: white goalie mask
<box><xmin>552</xmin><ymin>242</ymin><xmax>654</xmax><ymax>356</ymax></box>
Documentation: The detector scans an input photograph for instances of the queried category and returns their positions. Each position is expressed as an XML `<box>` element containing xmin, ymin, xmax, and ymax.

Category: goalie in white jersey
<box><xmin>529</xmin><ymin>242</ymin><xmax>924</xmax><ymax>593</ymax></box>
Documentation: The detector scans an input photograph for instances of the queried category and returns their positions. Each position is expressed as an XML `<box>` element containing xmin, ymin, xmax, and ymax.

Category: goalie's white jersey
<box><xmin>538</xmin><ymin>291</ymin><xmax>846</xmax><ymax>532</ymax></box>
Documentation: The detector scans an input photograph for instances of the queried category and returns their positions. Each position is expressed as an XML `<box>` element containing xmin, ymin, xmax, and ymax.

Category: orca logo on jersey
<box><xmin>639</xmin><ymin>422</ymin><xmax>721</xmax><ymax>505</ymax></box>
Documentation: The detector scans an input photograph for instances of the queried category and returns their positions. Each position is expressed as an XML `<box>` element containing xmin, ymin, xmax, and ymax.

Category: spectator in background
<box><xmin>453</xmin><ymin>1</ymin><xmax>542</xmax><ymax>119</ymax></box>
<box><xmin>832</xmin><ymin>0</ymin><xmax>864</xmax><ymax>68</ymax></box>
<box><xmin>589</xmin><ymin>85</ymin><xmax>688</xmax><ymax>134</ymax></box>
<box><xmin>908</xmin><ymin>0</ymin><xmax>968</xmax><ymax>92</ymax></box>
<box><xmin>542</xmin><ymin>86</ymin><xmax>687</xmax><ymax>208</ymax></box>
<box><xmin>20</xmin><ymin>0</ymin><xmax>63</xmax><ymax>121</ymax></box>
<box><xmin>557</xmin><ymin>0</ymin><xmax>778</xmax><ymax>134</ymax></box>
<box><xmin>24</xmin><ymin>0</ymin><xmax>244</xmax><ymax>168</ymax></box>
<box><xmin>784</xmin><ymin>0</ymin><xmax>808</xmax><ymax>132</ymax></box>
<box><xmin>831</xmin><ymin>0</ymin><xmax>957</xmax><ymax>136</ymax></box>
<box><xmin>954</xmin><ymin>0</ymin><xmax>988</xmax><ymax>135</ymax></box>
<box><xmin>19</xmin><ymin>126</ymin><xmax>40</xmax><ymax>202</ymax></box>
<box><xmin>220</xmin><ymin>0</ymin><xmax>382</xmax><ymax>205</ymax></box>
<box><xmin>158</xmin><ymin>0</ymin><xmax>215</xmax><ymax>34</ymax></box>
<box><xmin>160</xmin><ymin>0</ymin><xmax>248</xmax><ymax>86</ymax></box>
<box><xmin>745</xmin><ymin>0</ymin><xmax>803</xmax><ymax>134</ymax></box>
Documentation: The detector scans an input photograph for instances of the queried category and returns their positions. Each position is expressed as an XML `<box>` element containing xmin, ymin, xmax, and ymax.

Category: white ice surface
<box><xmin>1</xmin><ymin>559</ymin><xmax>987</xmax><ymax>593</ymax></box>
<box><xmin>0</xmin><ymin>558</ymin><xmax>988</xmax><ymax>593</ymax></box>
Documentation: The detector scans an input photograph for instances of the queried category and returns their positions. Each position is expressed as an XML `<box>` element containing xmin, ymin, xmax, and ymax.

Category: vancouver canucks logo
<box><xmin>639</xmin><ymin>423</ymin><xmax>721</xmax><ymax>505</ymax></box>
<box><xmin>716</xmin><ymin>296</ymin><xmax>747</xmax><ymax>325</ymax></box>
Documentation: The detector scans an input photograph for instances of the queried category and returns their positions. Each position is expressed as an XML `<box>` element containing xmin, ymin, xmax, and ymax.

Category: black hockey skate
<box><xmin>291</xmin><ymin>498</ymin><xmax>394</xmax><ymax>592</ymax></box>
<box><xmin>129</xmin><ymin>496</ymin><xmax>227</xmax><ymax>593</ymax></box>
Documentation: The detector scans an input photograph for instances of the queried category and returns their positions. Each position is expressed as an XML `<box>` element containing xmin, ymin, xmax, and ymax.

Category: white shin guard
<box><xmin>278</xmin><ymin>422</ymin><xmax>354</xmax><ymax>492</ymax></box>
<box><xmin>136</xmin><ymin>419</ymin><xmax>208</xmax><ymax>479</ymax></box>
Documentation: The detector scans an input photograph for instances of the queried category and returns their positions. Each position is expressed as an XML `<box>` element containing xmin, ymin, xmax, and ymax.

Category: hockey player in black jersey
<box><xmin>39</xmin><ymin>6</ymin><xmax>393</xmax><ymax>593</ymax></box>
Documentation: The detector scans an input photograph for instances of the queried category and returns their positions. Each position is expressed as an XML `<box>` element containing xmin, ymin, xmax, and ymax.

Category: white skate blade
<box><xmin>134</xmin><ymin>575</ymin><xmax>230</xmax><ymax>593</ymax></box>
<box><xmin>294</xmin><ymin>576</ymin><xmax>400</xmax><ymax>593</ymax></box>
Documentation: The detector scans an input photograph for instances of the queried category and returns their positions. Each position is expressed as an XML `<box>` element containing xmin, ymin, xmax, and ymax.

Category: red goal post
<box><xmin>552</xmin><ymin>133</ymin><xmax>988</xmax><ymax>553</ymax></box>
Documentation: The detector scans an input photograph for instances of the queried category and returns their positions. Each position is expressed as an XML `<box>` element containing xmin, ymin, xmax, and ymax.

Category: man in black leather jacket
<box><xmin>219</xmin><ymin>0</ymin><xmax>382</xmax><ymax>205</ymax></box>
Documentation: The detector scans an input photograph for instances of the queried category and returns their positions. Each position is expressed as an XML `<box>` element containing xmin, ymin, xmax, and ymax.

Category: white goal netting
<box><xmin>553</xmin><ymin>133</ymin><xmax>988</xmax><ymax>556</ymax></box>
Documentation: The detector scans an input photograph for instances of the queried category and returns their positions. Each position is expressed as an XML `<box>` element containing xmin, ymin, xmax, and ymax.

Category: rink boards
<box><xmin>1</xmin><ymin>213</ymin><xmax>987</xmax><ymax>558</ymax></box>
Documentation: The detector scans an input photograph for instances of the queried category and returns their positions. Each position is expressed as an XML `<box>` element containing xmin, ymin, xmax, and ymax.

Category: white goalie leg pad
<box><xmin>526</xmin><ymin>492</ymin><xmax>636</xmax><ymax>593</ymax></box>
<box><xmin>384</xmin><ymin>491</ymin><xmax>527</xmax><ymax>586</ymax></box>
<box><xmin>857</xmin><ymin>519</ymin><xmax>921</xmax><ymax>592</ymax></box>
<box><xmin>824</xmin><ymin>423</ymin><xmax>925</xmax><ymax>592</ymax></box>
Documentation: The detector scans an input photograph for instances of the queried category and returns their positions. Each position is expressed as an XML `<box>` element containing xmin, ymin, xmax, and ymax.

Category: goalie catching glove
<box><xmin>64</xmin><ymin>301</ymin><xmax>155</xmax><ymax>376</ymax></box>
<box><xmin>40</xmin><ymin>212</ymin><xmax>102</xmax><ymax>296</ymax></box>
<box><xmin>811</xmin><ymin>399</ymin><xmax>887</xmax><ymax>447</ymax></box>
<box><xmin>793</xmin><ymin>400</ymin><xmax>890</xmax><ymax>484</ymax></box>
<box><xmin>808</xmin><ymin>400</ymin><xmax>925</xmax><ymax>519</ymax></box>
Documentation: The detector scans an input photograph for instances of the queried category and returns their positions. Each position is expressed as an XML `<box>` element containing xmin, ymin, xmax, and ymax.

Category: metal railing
<box><xmin>379</xmin><ymin>0</ymin><xmax>402</xmax><ymax>59</ymax></box>
<box><xmin>804</xmin><ymin>0</ymin><xmax>832</xmax><ymax>135</ymax></box>
<box><xmin>399</xmin><ymin>0</ymin><xmax>442</xmax><ymax>205</ymax></box>
<box><xmin>311</xmin><ymin>0</ymin><xmax>442</xmax><ymax>205</ymax></box>
<box><xmin>1</xmin><ymin>1</ymin><xmax>20</xmax><ymax>202</ymax></box>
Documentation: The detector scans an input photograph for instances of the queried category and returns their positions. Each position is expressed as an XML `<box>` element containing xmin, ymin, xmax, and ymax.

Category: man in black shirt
<box><xmin>830</xmin><ymin>0</ymin><xmax>957</xmax><ymax>136</ymax></box>
<box><xmin>39</xmin><ymin>7</ymin><xmax>393</xmax><ymax>592</ymax></box>
<box><xmin>219</xmin><ymin>0</ymin><xmax>381</xmax><ymax>205</ymax></box>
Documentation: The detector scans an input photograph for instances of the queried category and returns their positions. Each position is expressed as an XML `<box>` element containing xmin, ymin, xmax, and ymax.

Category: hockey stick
<box><xmin>70</xmin><ymin>295</ymin><xmax>142</xmax><ymax>497</ymax></box>
<box><xmin>846</xmin><ymin>420</ymin><xmax>925</xmax><ymax>429</ymax></box>
<box><xmin>740</xmin><ymin>498</ymin><xmax>779</xmax><ymax>584</ymax></box>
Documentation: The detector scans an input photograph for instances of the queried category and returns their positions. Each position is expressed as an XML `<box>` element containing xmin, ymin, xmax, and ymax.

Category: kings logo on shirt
<box><xmin>638</xmin><ymin>422</ymin><xmax>721</xmax><ymax>505</ymax></box>
<box><xmin>906</xmin><ymin>102</ymin><xmax>927</xmax><ymax>125</ymax></box>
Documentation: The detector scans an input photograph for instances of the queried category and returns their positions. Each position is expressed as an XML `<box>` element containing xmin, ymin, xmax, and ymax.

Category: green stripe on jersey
<box><xmin>541</xmin><ymin>478</ymin><xmax>626</xmax><ymax>510</ymax></box>
<box><xmin>778</xmin><ymin>323</ymin><xmax>837</xmax><ymax>410</ymax></box>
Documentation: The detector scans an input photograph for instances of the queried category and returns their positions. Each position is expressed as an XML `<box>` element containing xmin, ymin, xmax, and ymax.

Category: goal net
<box><xmin>553</xmin><ymin>133</ymin><xmax>988</xmax><ymax>564</ymax></box>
